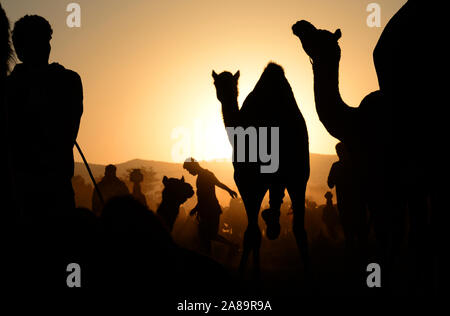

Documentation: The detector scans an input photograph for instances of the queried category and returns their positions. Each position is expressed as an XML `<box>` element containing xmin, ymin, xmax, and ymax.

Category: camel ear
<box><xmin>334</xmin><ymin>29</ymin><xmax>341</xmax><ymax>40</ymax></box>
<box><xmin>181</xmin><ymin>176</ymin><xmax>185</xmax><ymax>182</ymax></box>
<box><xmin>234</xmin><ymin>70</ymin><xmax>240</xmax><ymax>81</ymax></box>
<box><xmin>162</xmin><ymin>176</ymin><xmax>168</xmax><ymax>185</ymax></box>
<box><xmin>212</xmin><ymin>70</ymin><xmax>218</xmax><ymax>80</ymax></box>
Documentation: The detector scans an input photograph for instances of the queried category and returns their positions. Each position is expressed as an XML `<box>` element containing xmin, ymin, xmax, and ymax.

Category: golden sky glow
<box><xmin>3</xmin><ymin>0</ymin><xmax>406</xmax><ymax>164</ymax></box>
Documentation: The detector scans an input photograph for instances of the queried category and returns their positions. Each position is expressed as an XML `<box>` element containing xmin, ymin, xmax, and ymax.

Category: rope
<box><xmin>75</xmin><ymin>141</ymin><xmax>104</xmax><ymax>206</ymax></box>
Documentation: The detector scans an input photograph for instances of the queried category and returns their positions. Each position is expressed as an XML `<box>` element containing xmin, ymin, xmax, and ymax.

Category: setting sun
<box><xmin>3</xmin><ymin>0</ymin><xmax>441</xmax><ymax>300</ymax></box>
<box><xmin>2</xmin><ymin>0</ymin><xmax>405</xmax><ymax>165</ymax></box>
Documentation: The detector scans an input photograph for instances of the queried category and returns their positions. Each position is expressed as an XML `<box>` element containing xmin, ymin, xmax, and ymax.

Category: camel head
<box><xmin>212</xmin><ymin>70</ymin><xmax>240</xmax><ymax>104</ymax></box>
<box><xmin>292</xmin><ymin>20</ymin><xmax>341</xmax><ymax>63</ymax></box>
<box><xmin>162</xmin><ymin>176</ymin><xmax>194</xmax><ymax>205</ymax></box>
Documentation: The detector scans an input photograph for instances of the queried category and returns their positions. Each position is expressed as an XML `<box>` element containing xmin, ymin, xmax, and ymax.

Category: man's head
<box><xmin>105</xmin><ymin>164</ymin><xmax>117</xmax><ymax>178</ymax></box>
<box><xmin>12</xmin><ymin>15</ymin><xmax>52</xmax><ymax>65</ymax></box>
<box><xmin>183</xmin><ymin>157</ymin><xmax>201</xmax><ymax>176</ymax></box>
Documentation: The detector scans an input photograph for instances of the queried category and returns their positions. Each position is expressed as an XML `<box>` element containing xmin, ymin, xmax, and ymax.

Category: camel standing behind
<box><xmin>292</xmin><ymin>7</ymin><xmax>441</xmax><ymax>290</ymax></box>
<box><xmin>157</xmin><ymin>176</ymin><xmax>194</xmax><ymax>232</ymax></box>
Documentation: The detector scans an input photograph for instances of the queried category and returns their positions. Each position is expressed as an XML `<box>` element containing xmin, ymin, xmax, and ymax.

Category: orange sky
<box><xmin>3</xmin><ymin>0</ymin><xmax>406</xmax><ymax>164</ymax></box>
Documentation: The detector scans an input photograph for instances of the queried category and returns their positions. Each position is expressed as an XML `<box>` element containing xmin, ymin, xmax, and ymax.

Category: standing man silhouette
<box><xmin>92</xmin><ymin>164</ymin><xmax>129</xmax><ymax>217</ymax></box>
<box><xmin>6</xmin><ymin>15</ymin><xmax>83</xmax><ymax>219</ymax></box>
<box><xmin>183</xmin><ymin>158</ymin><xmax>238</xmax><ymax>254</ymax></box>
<box><xmin>328</xmin><ymin>142</ymin><xmax>367</xmax><ymax>251</ymax></box>
<box><xmin>321</xmin><ymin>191</ymin><xmax>339</xmax><ymax>240</ymax></box>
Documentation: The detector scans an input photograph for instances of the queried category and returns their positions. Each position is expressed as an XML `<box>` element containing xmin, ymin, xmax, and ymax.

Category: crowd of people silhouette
<box><xmin>1</xmin><ymin>0</ymin><xmax>441</xmax><ymax>296</ymax></box>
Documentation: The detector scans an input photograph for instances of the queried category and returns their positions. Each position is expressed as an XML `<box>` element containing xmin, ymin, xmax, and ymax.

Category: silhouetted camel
<box><xmin>156</xmin><ymin>175</ymin><xmax>194</xmax><ymax>232</ymax></box>
<box><xmin>212</xmin><ymin>62</ymin><xmax>310</xmax><ymax>277</ymax></box>
<box><xmin>292</xmin><ymin>1</ymin><xmax>441</xmax><ymax>290</ymax></box>
<box><xmin>292</xmin><ymin>19</ymin><xmax>402</xmax><ymax>279</ymax></box>
<box><xmin>372</xmin><ymin>1</ymin><xmax>443</xmax><ymax>291</ymax></box>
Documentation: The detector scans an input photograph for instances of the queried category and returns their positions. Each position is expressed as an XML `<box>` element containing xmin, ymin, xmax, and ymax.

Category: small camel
<box><xmin>212</xmin><ymin>62</ymin><xmax>310</xmax><ymax>277</ymax></box>
<box><xmin>157</xmin><ymin>176</ymin><xmax>194</xmax><ymax>232</ymax></box>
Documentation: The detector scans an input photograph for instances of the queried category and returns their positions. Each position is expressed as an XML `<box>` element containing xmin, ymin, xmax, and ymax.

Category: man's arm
<box><xmin>213</xmin><ymin>175</ymin><xmax>238</xmax><ymax>198</ymax></box>
<box><xmin>66</xmin><ymin>70</ymin><xmax>83</xmax><ymax>144</ymax></box>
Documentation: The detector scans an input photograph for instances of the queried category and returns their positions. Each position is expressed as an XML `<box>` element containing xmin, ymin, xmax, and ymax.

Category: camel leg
<box><xmin>261</xmin><ymin>184</ymin><xmax>285</xmax><ymax>240</ymax></box>
<box><xmin>287</xmin><ymin>182</ymin><xmax>309</xmax><ymax>272</ymax></box>
<box><xmin>238</xmin><ymin>186</ymin><xmax>266</xmax><ymax>278</ymax></box>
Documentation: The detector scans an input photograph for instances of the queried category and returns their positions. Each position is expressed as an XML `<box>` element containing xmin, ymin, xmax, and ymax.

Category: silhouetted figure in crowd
<box><xmin>328</xmin><ymin>142</ymin><xmax>367</xmax><ymax>251</ymax></box>
<box><xmin>129</xmin><ymin>168</ymin><xmax>148</xmax><ymax>207</ymax></box>
<box><xmin>222</xmin><ymin>197</ymin><xmax>247</xmax><ymax>241</ymax></box>
<box><xmin>321</xmin><ymin>191</ymin><xmax>339</xmax><ymax>240</ymax></box>
<box><xmin>156</xmin><ymin>175</ymin><xmax>194</xmax><ymax>232</ymax></box>
<box><xmin>212</xmin><ymin>62</ymin><xmax>310</xmax><ymax>278</ymax></box>
<box><xmin>183</xmin><ymin>158</ymin><xmax>238</xmax><ymax>255</ymax></box>
<box><xmin>5</xmin><ymin>15</ymin><xmax>83</xmax><ymax>219</ymax></box>
<box><xmin>91</xmin><ymin>164</ymin><xmax>129</xmax><ymax>216</ymax></box>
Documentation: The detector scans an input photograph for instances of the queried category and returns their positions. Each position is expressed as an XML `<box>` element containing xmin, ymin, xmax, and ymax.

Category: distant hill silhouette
<box><xmin>74</xmin><ymin>154</ymin><xmax>337</xmax><ymax>208</ymax></box>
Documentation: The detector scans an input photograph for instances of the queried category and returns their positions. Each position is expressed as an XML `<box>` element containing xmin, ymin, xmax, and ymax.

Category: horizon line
<box><xmin>74</xmin><ymin>152</ymin><xmax>337</xmax><ymax>166</ymax></box>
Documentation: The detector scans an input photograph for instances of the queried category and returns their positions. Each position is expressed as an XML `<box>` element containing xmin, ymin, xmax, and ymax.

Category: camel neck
<box><xmin>312</xmin><ymin>59</ymin><xmax>341</xmax><ymax>99</ymax></box>
<box><xmin>220</xmin><ymin>99</ymin><xmax>239</xmax><ymax>127</ymax></box>
<box><xmin>158</xmin><ymin>197</ymin><xmax>179</xmax><ymax>211</ymax></box>
<box><xmin>310</xmin><ymin>58</ymin><xmax>351</xmax><ymax>140</ymax></box>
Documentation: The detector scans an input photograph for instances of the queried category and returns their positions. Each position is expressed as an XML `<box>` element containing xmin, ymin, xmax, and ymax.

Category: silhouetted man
<box><xmin>129</xmin><ymin>168</ymin><xmax>148</xmax><ymax>207</ymax></box>
<box><xmin>92</xmin><ymin>164</ymin><xmax>129</xmax><ymax>216</ymax></box>
<box><xmin>328</xmin><ymin>142</ymin><xmax>367</xmax><ymax>250</ymax></box>
<box><xmin>321</xmin><ymin>191</ymin><xmax>339</xmax><ymax>240</ymax></box>
<box><xmin>5</xmin><ymin>15</ymin><xmax>83</xmax><ymax>219</ymax></box>
<box><xmin>183</xmin><ymin>158</ymin><xmax>238</xmax><ymax>254</ymax></box>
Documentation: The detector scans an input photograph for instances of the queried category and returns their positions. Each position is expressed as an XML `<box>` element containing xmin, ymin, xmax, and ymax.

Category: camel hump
<box><xmin>240</xmin><ymin>61</ymin><xmax>305</xmax><ymax>125</ymax></box>
<box><xmin>250</xmin><ymin>62</ymin><xmax>289</xmax><ymax>94</ymax></box>
<box><xmin>259</xmin><ymin>62</ymin><xmax>286</xmax><ymax>84</ymax></box>
<box><xmin>264</xmin><ymin>62</ymin><xmax>285</xmax><ymax>75</ymax></box>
